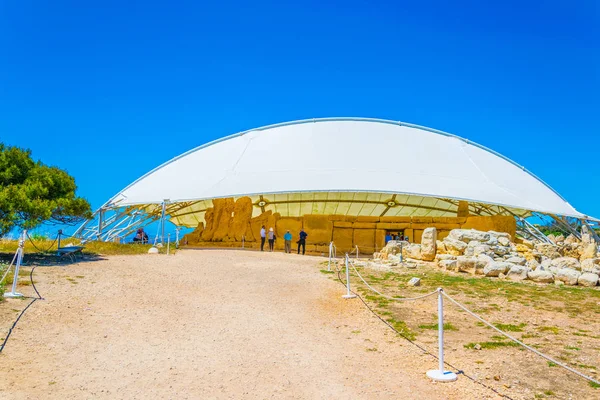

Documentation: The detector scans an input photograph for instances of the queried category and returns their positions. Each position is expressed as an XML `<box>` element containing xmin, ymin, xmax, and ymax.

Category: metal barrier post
<box><xmin>342</xmin><ymin>254</ymin><xmax>357</xmax><ymax>299</ymax></box>
<box><xmin>328</xmin><ymin>242</ymin><xmax>333</xmax><ymax>271</ymax></box>
<box><xmin>57</xmin><ymin>229</ymin><xmax>62</xmax><ymax>249</ymax></box>
<box><xmin>427</xmin><ymin>288</ymin><xmax>457</xmax><ymax>382</ymax></box>
<box><xmin>4</xmin><ymin>230</ymin><xmax>26</xmax><ymax>298</ymax></box>
<box><xmin>399</xmin><ymin>241</ymin><xmax>403</xmax><ymax>263</ymax></box>
<box><xmin>167</xmin><ymin>233</ymin><xmax>171</xmax><ymax>255</ymax></box>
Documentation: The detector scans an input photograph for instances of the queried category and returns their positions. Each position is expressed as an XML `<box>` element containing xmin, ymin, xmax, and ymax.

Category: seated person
<box><xmin>133</xmin><ymin>228</ymin><xmax>149</xmax><ymax>244</ymax></box>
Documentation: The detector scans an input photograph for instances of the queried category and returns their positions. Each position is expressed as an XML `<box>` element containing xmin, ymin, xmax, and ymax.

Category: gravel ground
<box><xmin>0</xmin><ymin>250</ymin><xmax>505</xmax><ymax>399</ymax></box>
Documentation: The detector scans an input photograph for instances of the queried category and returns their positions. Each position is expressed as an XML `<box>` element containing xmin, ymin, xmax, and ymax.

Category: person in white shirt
<box><xmin>260</xmin><ymin>225</ymin><xmax>266</xmax><ymax>251</ymax></box>
<box><xmin>268</xmin><ymin>227</ymin><xmax>275</xmax><ymax>251</ymax></box>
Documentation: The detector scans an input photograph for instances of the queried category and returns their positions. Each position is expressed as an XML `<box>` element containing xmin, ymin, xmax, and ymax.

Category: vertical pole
<box><xmin>5</xmin><ymin>230</ymin><xmax>26</xmax><ymax>298</ymax></box>
<box><xmin>399</xmin><ymin>241</ymin><xmax>403</xmax><ymax>263</ymax></box>
<box><xmin>328</xmin><ymin>242</ymin><xmax>333</xmax><ymax>271</ymax></box>
<box><xmin>437</xmin><ymin>289</ymin><xmax>445</xmax><ymax>373</ymax></box>
<box><xmin>242</xmin><ymin>235</ymin><xmax>245</xmax><ymax>249</ymax></box>
<box><xmin>57</xmin><ymin>229</ymin><xmax>62</xmax><ymax>249</ymax></box>
<box><xmin>342</xmin><ymin>254</ymin><xmax>357</xmax><ymax>299</ymax></box>
<box><xmin>175</xmin><ymin>227</ymin><xmax>180</xmax><ymax>249</ymax></box>
<box><xmin>160</xmin><ymin>201</ymin><xmax>167</xmax><ymax>245</ymax></box>
<box><xmin>167</xmin><ymin>233</ymin><xmax>171</xmax><ymax>255</ymax></box>
<box><xmin>97</xmin><ymin>209</ymin><xmax>104</xmax><ymax>241</ymax></box>
<box><xmin>426</xmin><ymin>288</ymin><xmax>457</xmax><ymax>382</ymax></box>
<box><xmin>355</xmin><ymin>245</ymin><xmax>359</xmax><ymax>259</ymax></box>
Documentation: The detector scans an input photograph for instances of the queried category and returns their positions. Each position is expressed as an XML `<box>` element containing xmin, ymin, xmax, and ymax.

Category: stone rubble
<box><xmin>371</xmin><ymin>227</ymin><xmax>600</xmax><ymax>287</ymax></box>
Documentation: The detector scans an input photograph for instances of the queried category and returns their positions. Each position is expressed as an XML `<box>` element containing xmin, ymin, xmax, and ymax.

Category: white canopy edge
<box><xmin>100</xmin><ymin>117</ymin><xmax>594</xmax><ymax>221</ymax></box>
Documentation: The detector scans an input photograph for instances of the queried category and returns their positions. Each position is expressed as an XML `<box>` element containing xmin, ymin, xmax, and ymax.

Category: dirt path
<box><xmin>0</xmin><ymin>250</ymin><xmax>502</xmax><ymax>399</ymax></box>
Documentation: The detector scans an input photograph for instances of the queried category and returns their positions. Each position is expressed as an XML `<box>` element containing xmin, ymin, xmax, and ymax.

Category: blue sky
<box><xmin>1</xmin><ymin>1</ymin><xmax>598</xmax><ymax>232</ymax></box>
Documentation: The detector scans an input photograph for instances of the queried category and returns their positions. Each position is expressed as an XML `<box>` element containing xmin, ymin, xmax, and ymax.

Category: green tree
<box><xmin>0</xmin><ymin>143</ymin><xmax>92</xmax><ymax>236</ymax></box>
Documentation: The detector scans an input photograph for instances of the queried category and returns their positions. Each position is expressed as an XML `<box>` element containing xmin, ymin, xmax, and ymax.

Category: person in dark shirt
<box><xmin>385</xmin><ymin>233</ymin><xmax>392</xmax><ymax>244</ymax></box>
<box><xmin>297</xmin><ymin>229</ymin><xmax>308</xmax><ymax>255</ymax></box>
<box><xmin>133</xmin><ymin>228</ymin><xmax>149</xmax><ymax>244</ymax></box>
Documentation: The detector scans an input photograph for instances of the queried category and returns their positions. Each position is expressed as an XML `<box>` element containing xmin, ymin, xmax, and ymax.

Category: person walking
<box><xmin>297</xmin><ymin>228</ymin><xmax>308</xmax><ymax>255</ymax></box>
<box><xmin>260</xmin><ymin>225</ymin><xmax>266</xmax><ymax>251</ymax></box>
<box><xmin>268</xmin><ymin>227</ymin><xmax>275</xmax><ymax>252</ymax></box>
<box><xmin>283</xmin><ymin>230</ymin><xmax>292</xmax><ymax>253</ymax></box>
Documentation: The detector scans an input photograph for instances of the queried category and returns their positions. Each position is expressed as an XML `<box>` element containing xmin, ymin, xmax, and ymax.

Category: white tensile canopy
<box><xmin>101</xmin><ymin>118</ymin><xmax>588</xmax><ymax>228</ymax></box>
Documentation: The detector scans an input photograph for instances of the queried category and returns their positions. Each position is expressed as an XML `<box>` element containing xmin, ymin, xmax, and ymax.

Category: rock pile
<box><xmin>372</xmin><ymin>228</ymin><xmax>599</xmax><ymax>287</ymax></box>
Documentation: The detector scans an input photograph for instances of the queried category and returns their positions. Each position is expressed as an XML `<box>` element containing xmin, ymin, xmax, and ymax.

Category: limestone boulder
<box><xmin>578</xmin><ymin>273</ymin><xmax>599</xmax><ymax>287</ymax></box>
<box><xmin>540</xmin><ymin>258</ymin><xmax>553</xmax><ymax>269</ymax></box>
<box><xmin>486</xmin><ymin>236</ymin><xmax>499</xmax><ymax>247</ymax></box>
<box><xmin>439</xmin><ymin>260</ymin><xmax>458</xmax><ymax>271</ymax></box>
<box><xmin>534</xmin><ymin>243</ymin><xmax>561</xmax><ymax>259</ymax></box>
<box><xmin>211</xmin><ymin>198</ymin><xmax>236</xmax><ymax>241</ymax></box>
<box><xmin>489</xmin><ymin>231</ymin><xmax>511</xmax><ymax>239</ymax></box>
<box><xmin>443</xmin><ymin>237</ymin><xmax>468</xmax><ymax>255</ymax></box>
<box><xmin>498</xmin><ymin>236</ymin><xmax>510</xmax><ymax>247</ymax></box>
<box><xmin>515</xmin><ymin>244</ymin><xmax>532</xmax><ymax>253</ymax></box>
<box><xmin>420</xmin><ymin>227</ymin><xmax>437</xmax><ymax>261</ymax></box>
<box><xmin>228</xmin><ymin>196</ymin><xmax>254</xmax><ymax>241</ymax></box>
<box><xmin>201</xmin><ymin>208</ymin><xmax>216</xmax><ymax>241</ymax></box>
<box><xmin>528</xmin><ymin>269</ymin><xmax>555</xmax><ymax>283</ymax></box>
<box><xmin>561</xmin><ymin>243</ymin><xmax>582</xmax><ymax>259</ymax></box>
<box><xmin>404</xmin><ymin>243</ymin><xmax>423</xmax><ymax>260</ymax></box>
<box><xmin>547</xmin><ymin>234</ymin><xmax>557</xmax><ymax>243</ymax></box>
<box><xmin>506</xmin><ymin>265</ymin><xmax>529</xmax><ymax>281</ymax></box>
<box><xmin>526</xmin><ymin>259</ymin><xmax>540</xmax><ymax>270</ymax></box>
<box><xmin>564</xmin><ymin>234</ymin><xmax>578</xmax><ymax>245</ymax></box>
<box><xmin>581</xmin><ymin>259</ymin><xmax>600</xmax><ymax>274</ymax></box>
<box><xmin>555</xmin><ymin>268</ymin><xmax>581</xmax><ymax>286</ymax></box>
<box><xmin>483</xmin><ymin>261</ymin><xmax>511</xmax><ymax>277</ymax></box>
<box><xmin>491</xmin><ymin>246</ymin><xmax>510</xmax><ymax>256</ymax></box>
<box><xmin>457</xmin><ymin>255</ymin><xmax>488</xmax><ymax>275</ymax></box>
<box><xmin>579</xmin><ymin>243</ymin><xmax>598</xmax><ymax>261</ymax></box>
<box><xmin>448</xmin><ymin>229</ymin><xmax>491</xmax><ymax>244</ymax></box>
<box><xmin>408</xmin><ymin>277</ymin><xmax>421</xmax><ymax>287</ymax></box>
<box><xmin>551</xmin><ymin>257</ymin><xmax>581</xmax><ymax>271</ymax></box>
<box><xmin>457</xmin><ymin>256</ymin><xmax>477</xmax><ymax>273</ymax></box>
<box><xmin>436</xmin><ymin>254</ymin><xmax>457</xmax><ymax>261</ymax></box>
<box><xmin>555</xmin><ymin>234</ymin><xmax>566</xmax><ymax>243</ymax></box>
<box><xmin>506</xmin><ymin>256</ymin><xmax>527</xmax><ymax>266</ymax></box>
<box><xmin>466</xmin><ymin>242</ymin><xmax>492</xmax><ymax>257</ymax></box>
<box><xmin>436</xmin><ymin>240</ymin><xmax>448</xmax><ymax>254</ymax></box>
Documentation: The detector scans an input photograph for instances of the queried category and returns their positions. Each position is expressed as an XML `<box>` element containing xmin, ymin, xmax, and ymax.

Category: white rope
<box><xmin>0</xmin><ymin>249</ymin><xmax>19</xmax><ymax>284</ymax></box>
<box><xmin>349</xmin><ymin>259</ymin><xmax>438</xmax><ymax>302</ymax></box>
<box><xmin>442</xmin><ymin>291</ymin><xmax>600</xmax><ymax>385</ymax></box>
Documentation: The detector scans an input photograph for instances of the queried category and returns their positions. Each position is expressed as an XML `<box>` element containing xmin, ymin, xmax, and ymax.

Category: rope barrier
<box><xmin>349</xmin><ymin>258</ymin><xmax>438</xmax><ymax>302</ymax></box>
<box><xmin>25</xmin><ymin>232</ymin><xmax>58</xmax><ymax>253</ymax></box>
<box><xmin>442</xmin><ymin>291</ymin><xmax>600</xmax><ymax>386</ymax></box>
<box><xmin>329</xmin><ymin>239</ymin><xmax>600</xmax><ymax>388</ymax></box>
<box><xmin>0</xmin><ymin>249</ymin><xmax>19</xmax><ymax>284</ymax></box>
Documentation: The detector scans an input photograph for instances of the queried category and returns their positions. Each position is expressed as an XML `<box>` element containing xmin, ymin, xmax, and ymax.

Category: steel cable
<box><xmin>442</xmin><ymin>291</ymin><xmax>600</xmax><ymax>386</ymax></box>
<box><xmin>349</xmin><ymin>258</ymin><xmax>438</xmax><ymax>301</ymax></box>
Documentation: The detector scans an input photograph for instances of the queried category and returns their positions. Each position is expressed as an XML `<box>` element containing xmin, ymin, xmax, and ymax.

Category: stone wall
<box><xmin>183</xmin><ymin>197</ymin><xmax>517</xmax><ymax>254</ymax></box>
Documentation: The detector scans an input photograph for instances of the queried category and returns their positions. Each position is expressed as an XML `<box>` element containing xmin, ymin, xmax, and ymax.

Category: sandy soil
<box><xmin>0</xmin><ymin>250</ymin><xmax>548</xmax><ymax>399</ymax></box>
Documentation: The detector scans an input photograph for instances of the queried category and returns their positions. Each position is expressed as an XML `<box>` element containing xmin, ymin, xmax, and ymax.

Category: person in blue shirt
<box><xmin>283</xmin><ymin>230</ymin><xmax>293</xmax><ymax>253</ymax></box>
<box><xmin>260</xmin><ymin>225</ymin><xmax>266</xmax><ymax>251</ymax></box>
<box><xmin>297</xmin><ymin>229</ymin><xmax>308</xmax><ymax>255</ymax></box>
<box><xmin>385</xmin><ymin>233</ymin><xmax>392</xmax><ymax>244</ymax></box>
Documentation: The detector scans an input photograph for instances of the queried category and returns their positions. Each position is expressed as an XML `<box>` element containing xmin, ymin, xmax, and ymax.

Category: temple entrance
<box><xmin>385</xmin><ymin>230</ymin><xmax>405</xmax><ymax>243</ymax></box>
